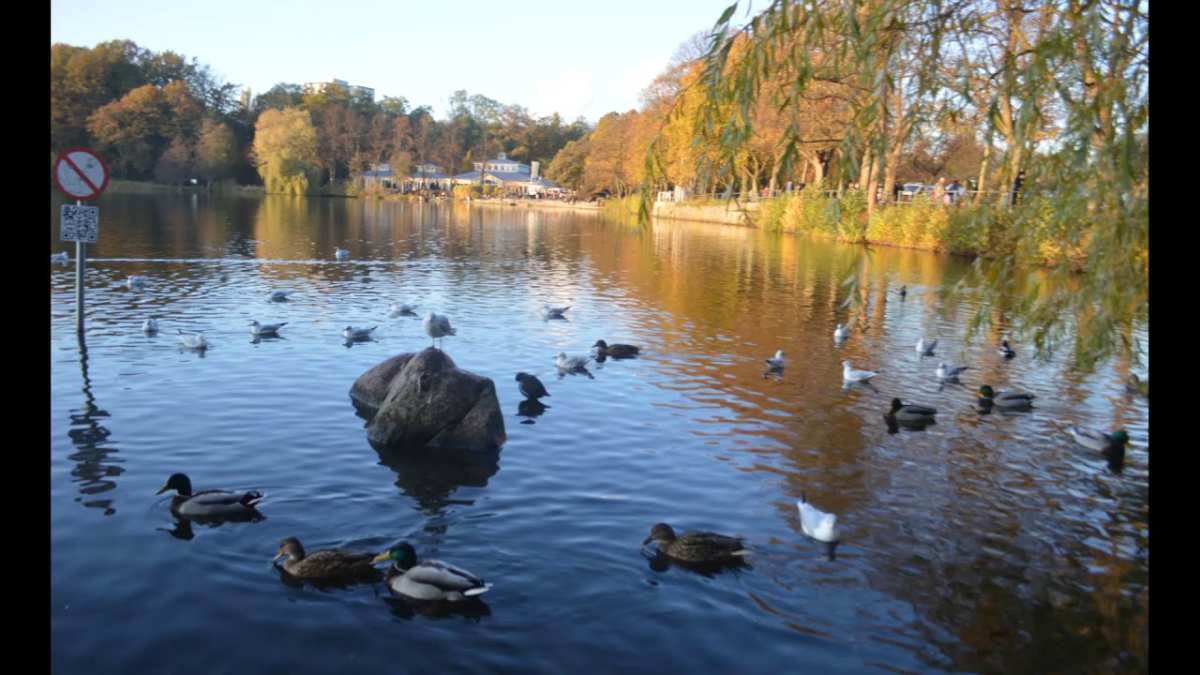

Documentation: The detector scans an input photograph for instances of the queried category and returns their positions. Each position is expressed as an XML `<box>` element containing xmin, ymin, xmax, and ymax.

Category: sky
<box><xmin>50</xmin><ymin>0</ymin><xmax>740</xmax><ymax>122</ymax></box>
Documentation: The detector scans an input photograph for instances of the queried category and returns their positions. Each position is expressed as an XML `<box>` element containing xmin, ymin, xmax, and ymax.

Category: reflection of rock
<box><xmin>373</xmin><ymin>445</ymin><xmax>499</xmax><ymax>513</ymax></box>
<box><xmin>351</xmin><ymin>348</ymin><xmax>505</xmax><ymax>452</ymax></box>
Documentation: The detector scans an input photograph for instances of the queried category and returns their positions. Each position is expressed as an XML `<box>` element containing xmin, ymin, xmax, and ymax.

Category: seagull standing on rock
<box><xmin>423</xmin><ymin>312</ymin><xmax>455</xmax><ymax>349</ymax></box>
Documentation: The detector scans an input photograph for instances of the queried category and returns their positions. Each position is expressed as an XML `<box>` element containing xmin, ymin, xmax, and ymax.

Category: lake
<box><xmin>50</xmin><ymin>192</ymin><xmax>1149</xmax><ymax>673</ymax></box>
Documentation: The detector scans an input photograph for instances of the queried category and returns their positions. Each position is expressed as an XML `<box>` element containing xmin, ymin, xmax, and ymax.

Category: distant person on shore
<box><xmin>933</xmin><ymin>177</ymin><xmax>946</xmax><ymax>205</ymax></box>
<box><xmin>1011</xmin><ymin>170</ymin><xmax>1026</xmax><ymax>207</ymax></box>
<box><xmin>948</xmin><ymin>179</ymin><xmax>962</xmax><ymax>205</ymax></box>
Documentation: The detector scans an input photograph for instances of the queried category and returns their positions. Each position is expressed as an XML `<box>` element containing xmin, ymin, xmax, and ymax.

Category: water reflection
<box><xmin>373</xmin><ymin>446</ymin><xmax>500</xmax><ymax>515</ymax></box>
<box><xmin>381</xmin><ymin>595</ymin><xmax>491</xmax><ymax>621</ymax></box>
<box><xmin>884</xmin><ymin>413</ymin><xmax>937</xmax><ymax>434</ymax></box>
<box><xmin>642</xmin><ymin>548</ymin><xmax>752</xmax><ymax>578</ymax></box>
<box><xmin>66</xmin><ymin>333</ymin><xmax>122</xmax><ymax>515</ymax></box>
<box><xmin>516</xmin><ymin>398</ymin><xmax>549</xmax><ymax>422</ymax></box>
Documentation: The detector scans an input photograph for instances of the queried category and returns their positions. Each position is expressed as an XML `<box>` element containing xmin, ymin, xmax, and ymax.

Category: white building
<box><xmin>303</xmin><ymin>78</ymin><xmax>375</xmax><ymax>102</ymax></box>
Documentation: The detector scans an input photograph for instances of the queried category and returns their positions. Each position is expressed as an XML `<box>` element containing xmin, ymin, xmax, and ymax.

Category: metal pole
<box><xmin>75</xmin><ymin>199</ymin><xmax>86</xmax><ymax>335</ymax></box>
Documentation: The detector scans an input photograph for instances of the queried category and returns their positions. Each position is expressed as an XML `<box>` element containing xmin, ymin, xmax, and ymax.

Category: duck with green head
<box><xmin>155</xmin><ymin>473</ymin><xmax>263</xmax><ymax>519</ymax></box>
<box><xmin>272</xmin><ymin>537</ymin><xmax>382</xmax><ymax>583</ymax></box>
<box><xmin>372</xmin><ymin>543</ymin><xmax>492</xmax><ymax>601</ymax></box>
<box><xmin>977</xmin><ymin>385</ymin><xmax>1036</xmax><ymax>410</ymax></box>
<box><xmin>1067</xmin><ymin>427</ymin><xmax>1131</xmax><ymax>470</ymax></box>
<box><xmin>642</xmin><ymin>523</ymin><xmax>749</xmax><ymax>564</ymax></box>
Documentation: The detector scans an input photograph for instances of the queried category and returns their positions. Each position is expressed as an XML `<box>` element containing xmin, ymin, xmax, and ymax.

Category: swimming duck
<box><xmin>126</xmin><ymin>275</ymin><xmax>147</xmax><ymax>290</ymax></box>
<box><xmin>272</xmin><ymin>537</ymin><xmax>382</xmax><ymax>583</ymax></box>
<box><xmin>515</xmin><ymin>372</ymin><xmax>549</xmax><ymax>400</ymax></box>
<box><xmin>335</xmin><ymin>247</ymin><xmax>350</xmax><ymax>261</ymax></box>
<box><xmin>797</xmin><ymin>493</ymin><xmax>840</xmax><ymax>542</ymax></box>
<box><xmin>593</xmin><ymin>340</ymin><xmax>639</xmax><ymax>359</ymax></box>
<box><xmin>343</xmin><ymin>325</ymin><xmax>377</xmax><ymax>341</ymax></box>
<box><xmin>250</xmin><ymin>320</ymin><xmax>287</xmax><ymax>337</ymax></box>
<box><xmin>268</xmin><ymin>290</ymin><xmax>292</xmax><ymax>302</ymax></box>
<box><xmin>978</xmin><ymin>385</ymin><xmax>1035</xmax><ymax>409</ymax></box>
<box><xmin>642</xmin><ymin>523</ymin><xmax>749</xmax><ymax>564</ymax></box>
<box><xmin>834</xmin><ymin>324</ymin><xmax>849</xmax><ymax>342</ymax></box>
<box><xmin>1126</xmin><ymin>374</ymin><xmax>1148</xmax><ymax>398</ymax></box>
<box><xmin>998</xmin><ymin>340</ymin><xmax>1016</xmax><ymax>359</ymax></box>
<box><xmin>555</xmin><ymin>352</ymin><xmax>591</xmax><ymax>372</ymax></box>
<box><xmin>142</xmin><ymin>318</ymin><xmax>159</xmax><ymax>335</ymax></box>
<box><xmin>542</xmin><ymin>305</ymin><xmax>570</xmax><ymax>319</ymax></box>
<box><xmin>842</xmin><ymin>360</ymin><xmax>877</xmax><ymax>383</ymax></box>
<box><xmin>888</xmin><ymin>398</ymin><xmax>937</xmax><ymax>422</ymax></box>
<box><xmin>765</xmin><ymin>350</ymin><xmax>786</xmax><ymax>370</ymax></box>
<box><xmin>389</xmin><ymin>303</ymin><xmax>419</xmax><ymax>318</ymax></box>
<box><xmin>936</xmin><ymin>362</ymin><xmax>970</xmax><ymax>382</ymax></box>
<box><xmin>1067</xmin><ymin>426</ymin><xmax>1130</xmax><ymax>454</ymax></box>
<box><xmin>177</xmin><ymin>330</ymin><xmax>208</xmax><ymax>351</ymax></box>
<box><xmin>915</xmin><ymin>338</ymin><xmax>938</xmax><ymax>356</ymax></box>
<box><xmin>155</xmin><ymin>473</ymin><xmax>263</xmax><ymax>519</ymax></box>
<box><xmin>423</xmin><ymin>312</ymin><xmax>455</xmax><ymax>348</ymax></box>
<box><xmin>898</xmin><ymin>285</ymin><xmax>907</xmax><ymax>298</ymax></box>
<box><xmin>372</xmin><ymin>543</ymin><xmax>492</xmax><ymax>601</ymax></box>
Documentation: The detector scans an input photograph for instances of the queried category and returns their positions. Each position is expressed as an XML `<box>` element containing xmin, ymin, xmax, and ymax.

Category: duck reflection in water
<box><xmin>517</xmin><ymin>398</ymin><xmax>549</xmax><ymax>423</ymax></box>
<box><xmin>372</xmin><ymin>444</ymin><xmax>500</xmax><ymax>516</ymax></box>
<box><xmin>642</xmin><ymin>548</ymin><xmax>751</xmax><ymax>577</ymax></box>
<box><xmin>884</xmin><ymin>413</ymin><xmax>937</xmax><ymax>433</ymax></box>
<box><xmin>381</xmin><ymin>594</ymin><xmax>491</xmax><ymax>621</ymax></box>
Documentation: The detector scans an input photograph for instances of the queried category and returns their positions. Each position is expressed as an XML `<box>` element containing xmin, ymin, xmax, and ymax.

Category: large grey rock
<box><xmin>350</xmin><ymin>348</ymin><xmax>506</xmax><ymax>452</ymax></box>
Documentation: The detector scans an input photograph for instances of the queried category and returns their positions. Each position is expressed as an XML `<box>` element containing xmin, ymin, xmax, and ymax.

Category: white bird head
<box><xmin>774</xmin><ymin>350</ymin><xmax>784</xmax><ymax>358</ymax></box>
<box><xmin>842</xmin><ymin>360</ymin><xmax>852</xmax><ymax>368</ymax></box>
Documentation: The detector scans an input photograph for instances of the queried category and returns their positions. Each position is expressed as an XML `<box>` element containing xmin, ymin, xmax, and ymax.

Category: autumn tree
<box><xmin>252</xmin><ymin>107</ymin><xmax>320</xmax><ymax>194</ymax></box>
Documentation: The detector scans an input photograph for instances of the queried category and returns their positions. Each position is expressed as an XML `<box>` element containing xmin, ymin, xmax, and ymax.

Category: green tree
<box><xmin>252</xmin><ymin>107</ymin><xmax>320</xmax><ymax>194</ymax></box>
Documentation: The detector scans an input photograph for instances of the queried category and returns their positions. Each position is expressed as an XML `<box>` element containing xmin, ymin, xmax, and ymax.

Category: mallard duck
<box><xmin>842</xmin><ymin>360</ymin><xmax>877</xmax><ymax>383</ymax></box>
<box><xmin>916</xmin><ymin>338</ymin><xmax>938</xmax><ymax>356</ymax></box>
<box><xmin>888</xmin><ymin>398</ymin><xmax>937</xmax><ymax>422</ymax></box>
<box><xmin>335</xmin><ymin>247</ymin><xmax>350</xmax><ymax>261</ymax></box>
<box><xmin>272</xmin><ymin>537</ymin><xmax>381</xmax><ymax>582</ymax></box>
<box><xmin>423</xmin><ymin>312</ymin><xmax>455</xmax><ymax>348</ymax></box>
<box><xmin>372</xmin><ymin>543</ymin><xmax>492</xmax><ymax>601</ymax></box>
<box><xmin>343</xmin><ymin>325</ymin><xmax>377</xmax><ymax>341</ymax></box>
<box><xmin>1067</xmin><ymin>426</ymin><xmax>1130</xmax><ymax>453</ymax></box>
<box><xmin>142</xmin><ymin>318</ymin><xmax>159</xmax><ymax>335</ymax></box>
<box><xmin>998</xmin><ymin>339</ymin><xmax>1016</xmax><ymax>359</ymax></box>
<box><xmin>936</xmin><ymin>362</ymin><xmax>970</xmax><ymax>382</ymax></box>
<box><xmin>765</xmin><ymin>350</ymin><xmax>786</xmax><ymax>370</ymax></box>
<box><xmin>834</xmin><ymin>324</ymin><xmax>849</xmax><ymax>342</ymax></box>
<box><xmin>177</xmin><ymin>330</ymin><xmax>208</xmax><ymax>351</ymax></box>
<box><xmin>978</xmin><ymin>385</ymin><xmax>1035</xmax><ymax>409</ymax></box>
<box><xmin>155</xmin><ymin>473</ymin><xmax>263</xmax><ymax>518</ymax></box>
<box><xmin>642</xmin><ymin>523</ymin><xmax>748</xmax><ymax>564</ymax></box>
<box><xmin>250</xmin><ymin>320</ymin><xmax>287</xmax><ymax>337</ymax></box>
<box><xmin>542</xmin><ymin>304</ymin><xmax>570</xmax><ymax>319</ymax></box>
<box><xmin>1126</xmin><ymin>374</ymin><xmax>1148</xmax><ymax>398</ymax></box>
<box><xmin>797</xmin><ymin>493</ymin><xmax>839</xmax><ymax>542</ymax></box>
<box><xmin>593</xmin><ymin>340</ymin><xmax>639</xmax><ymax>359</ymax></box>
<box><xmin>515</xmin><ymin>372</ymin><xmax>549</xmax><ymax>399</ymax></box>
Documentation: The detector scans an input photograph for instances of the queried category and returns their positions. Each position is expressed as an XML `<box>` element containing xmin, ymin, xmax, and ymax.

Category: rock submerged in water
<box><xmin>350</xmin><ymin>348</ymin><xmax>506</xmax><ymax>452</ymax></box>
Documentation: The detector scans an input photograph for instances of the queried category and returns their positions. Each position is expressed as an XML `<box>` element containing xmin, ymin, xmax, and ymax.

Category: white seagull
<box><xmin>423</xmin><ymin>312</ymin><xmax>456</xmax><ymax>348</ymax></box>
<box><xmin>389</xmin><ymin>303</ymin><xmax>419</xmax><ymax>318</ymax></box>
<box><xmin>142</xmin><ymin>318</ymin><xmax>159</xmax><ymax>335</ymax></box>
<box><xmin>126</xmin><ymin>275</ymin><xmax>147</xmax><ymax>290</ymax></box>
<box><xmin>797</xmin><ymin>493</ymin><xmax>840</xmax><ymax>543</ymax></box>
<box><xmin>51</xmin><ymin>252</ymin><xmax>69</xmax><ymax>264</ymax></box>
<box><xmin>555</xmin><ymin>352</ymin><xmax>591</xmax><ymax>372</ymax></box>
<box><xmin>936</xmin><ymin>362</ymin><xmax>970</xmax><ymax>382</ymax></box>
<box><xmin>915</xmin><ymin>338</ymin><xmax>938</xmax><ymax>356</ymax></box>
<box><xmin>834</xmin><ymin>324</ymin><xmax>849</xmax><ymax>342</ymax></box>
<box><xmin>177</xmin><ymin>330</ymin><xmax>208</xmax><ymax>350</ymax></box>
<box><xmin>842</xmin><ymin>360</ymin><xmax>877</xmax><ymax>383</ymax></box>
<box><xmin>542</xmin><ymin>304</ymin><xmax>571</xmax><ymax>319</ymax></box>
<box><xmin>335</xmin><ymin>247</ymin><xmax>350</xmax><ymax>261</ymax></box>
<box><xmin>250</xmin><ymin>320</ymin><xmax>287</xmax><ymax>337</ymax></box>
<box><xmin>343</xmin><ymin>325</ymin><xmax>377</xmax><ymax>341</ymax></box>
<box><xmin>765</xmin><ymin>350</ymin><xmax>786</xmax><ymax>370</ymax></box>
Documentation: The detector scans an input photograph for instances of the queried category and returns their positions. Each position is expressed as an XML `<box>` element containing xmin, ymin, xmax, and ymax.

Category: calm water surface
<box><xmin>51</xmin><ymin>193</ymin><xmax>1149</xmax><ymax>673</ymax></box>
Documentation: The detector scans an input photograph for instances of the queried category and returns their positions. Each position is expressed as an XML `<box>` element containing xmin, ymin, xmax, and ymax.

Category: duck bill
<box><xmin>271</xmin><ymin>552</ymin><xmax>284</xmax><ymax>563</ymax></box>
<box><xmin>154</xmin><ymin>484</ymin><xmax>169</xmax><ymax>495</ymax></box>
<box><xmin>371</xmin><ymin>552</ymin><xmax>391</xmax><ymax>564</ymax></box>
<box><xmin>642</xmin><ymin>536</ymin><xmax>657</xmax><ymax>546</ymax></box>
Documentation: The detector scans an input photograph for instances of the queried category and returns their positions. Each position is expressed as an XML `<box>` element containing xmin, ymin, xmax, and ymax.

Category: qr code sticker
<box><xmin>61</xmin><ymin>204</ymin><xmax>99</xmax><ymax>243</ymax></box>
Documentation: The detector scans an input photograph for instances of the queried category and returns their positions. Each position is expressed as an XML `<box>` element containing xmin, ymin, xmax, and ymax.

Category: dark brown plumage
<box><xmin>642</xmin><ymin>523</ymin><xmax>748</xmax><ymax>563</ymax></box>
<box><xmin>593</xmin><ymin>340</ymin><xmax>640</xmax><ymax>359</ymax></box>
<box><xmin>272</xmin><ymin>537</ymin><xmax>382</xmax><ymax>582</ymax></box>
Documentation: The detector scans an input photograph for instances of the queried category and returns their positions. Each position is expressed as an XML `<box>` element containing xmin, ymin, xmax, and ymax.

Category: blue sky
<box><xmin>50</xmin><ymin>0</ymin><xmax>739</xmax><ymax>122</ymax></box>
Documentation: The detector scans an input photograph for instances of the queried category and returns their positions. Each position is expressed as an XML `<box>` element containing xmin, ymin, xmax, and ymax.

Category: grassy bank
<box><xmin>106</xmin><ymin>180</ymin><xmax>266</xmax><ymax>196</ymax></box>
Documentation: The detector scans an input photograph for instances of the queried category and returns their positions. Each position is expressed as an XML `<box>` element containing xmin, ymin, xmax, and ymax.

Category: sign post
<box><xmin>53</xmin><ymin>148</ymin><xmax>108</xmax><ymax>334</ymax></box>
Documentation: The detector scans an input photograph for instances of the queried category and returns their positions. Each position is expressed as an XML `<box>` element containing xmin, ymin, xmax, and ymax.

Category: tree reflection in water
<box><xmin>67</xmin><ymin>333</ymin><xmax>123</xmax><ymax>515</ymax></box>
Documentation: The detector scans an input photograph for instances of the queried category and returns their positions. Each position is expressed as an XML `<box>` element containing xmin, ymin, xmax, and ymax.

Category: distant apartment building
<box><xmin>302</xmin><ymin>78</ymin><xmax>375</xmax><ymax>102</ymax></box>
